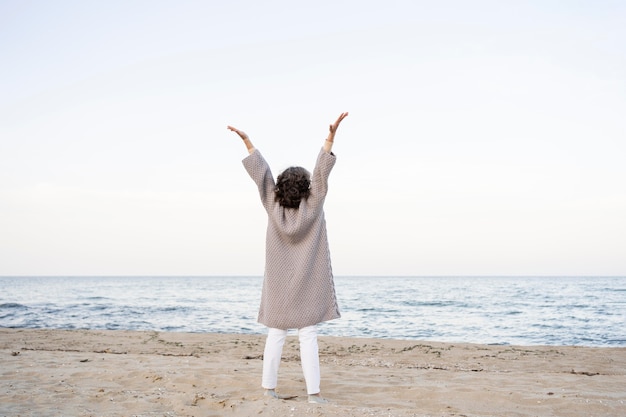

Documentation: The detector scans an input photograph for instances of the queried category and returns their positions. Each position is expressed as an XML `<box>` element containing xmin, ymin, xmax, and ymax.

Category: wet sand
<box><xmin>1</xmin><ymin>328</ymin><xmax>624</xmax><ymax>416</ymax></box>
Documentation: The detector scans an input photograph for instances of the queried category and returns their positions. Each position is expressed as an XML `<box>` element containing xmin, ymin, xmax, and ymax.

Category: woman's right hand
<box><xmin>327</xmin><ymin>112</ymin><xmax>349</xmax><ymax>142</ymax></box>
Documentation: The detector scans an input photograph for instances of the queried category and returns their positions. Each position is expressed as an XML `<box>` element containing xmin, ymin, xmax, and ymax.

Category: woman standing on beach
<box><xmin>227</xmin><ymin>112</ymin><xmax>348</xmax><ymax>404</ymax></box>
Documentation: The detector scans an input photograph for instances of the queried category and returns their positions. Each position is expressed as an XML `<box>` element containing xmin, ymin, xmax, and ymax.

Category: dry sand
<box><xmin>1</xmin><ymin>328</ymin><xmax>625</xmax><ymax>416</ymax></box>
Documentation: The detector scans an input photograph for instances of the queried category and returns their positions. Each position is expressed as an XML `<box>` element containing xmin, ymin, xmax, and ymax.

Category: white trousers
<box><xmin>261</xmin><ymin>325</ymin><xmax>320</xmax><ymax>395</ymax></box>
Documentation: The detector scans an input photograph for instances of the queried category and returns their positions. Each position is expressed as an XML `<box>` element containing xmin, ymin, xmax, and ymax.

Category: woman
<box><xmin>227</xmin><ymin>112</ymin><xmax>348</xmax><ymax>404</ymax></box>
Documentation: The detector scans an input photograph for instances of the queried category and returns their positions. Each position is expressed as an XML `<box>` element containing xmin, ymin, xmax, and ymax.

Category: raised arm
<box><xmin>227</xmin><ymin>125</ymin><xmax>255</xmax><ymax>154</ymax></box>
<box><xmin>323</xmin><ymin>112</ymin><xmax>349</xmax><ymax>153</ymax></box>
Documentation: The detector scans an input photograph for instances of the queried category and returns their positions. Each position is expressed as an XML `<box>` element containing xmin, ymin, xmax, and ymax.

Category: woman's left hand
<box><xmin>227</xmin><ymin>125</ymin><xmax>249</xmax><ymax>141</ymax></box>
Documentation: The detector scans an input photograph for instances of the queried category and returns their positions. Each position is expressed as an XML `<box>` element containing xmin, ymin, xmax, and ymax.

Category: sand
<box><xmin>1</xmin><ymin>328</ymin><xmax>624</xmax><ymax>417</ymax></box>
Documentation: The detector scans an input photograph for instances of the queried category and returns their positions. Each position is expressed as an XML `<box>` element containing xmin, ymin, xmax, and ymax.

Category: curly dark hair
<box><xmin>275</xmin><ymin>166</ymin><xmax>311</xmax><ymax>208</ymax></box>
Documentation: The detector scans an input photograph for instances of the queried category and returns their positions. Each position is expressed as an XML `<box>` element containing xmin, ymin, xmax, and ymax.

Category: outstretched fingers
<box><xmin>227</xmin><ymin>125</ymin><xmax>248</xmax><ymax>140</ymax></box>
<box><xmin>329</xmin><ymin>112</ymin><xmax>349</xmax><ymax>133</ymax></box>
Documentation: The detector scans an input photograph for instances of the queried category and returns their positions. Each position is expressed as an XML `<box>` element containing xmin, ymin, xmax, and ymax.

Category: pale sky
<box><xmin>1</xmin><ymin>1</ymin><xmax>625</xmax><ymax>276</ymax></box>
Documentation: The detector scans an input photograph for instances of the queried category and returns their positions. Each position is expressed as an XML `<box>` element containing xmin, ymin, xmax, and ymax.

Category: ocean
<box><xmin>1</xmin><ymin>276</ymin><xmax>624</xmax><ymax>347</ymax></box>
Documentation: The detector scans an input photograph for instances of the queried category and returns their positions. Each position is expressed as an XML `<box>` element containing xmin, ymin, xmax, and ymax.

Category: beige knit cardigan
<box><xmin>243</xmin><ymin>148</ymin><xmax>341</xmax><ymax>329</ymax></box>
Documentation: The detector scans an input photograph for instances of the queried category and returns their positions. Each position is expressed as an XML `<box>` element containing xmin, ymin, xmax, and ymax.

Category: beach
<box><xmin>1</xmin><ymin>329</ymin><xmax>624</xmax><ymax>416</ymax></box>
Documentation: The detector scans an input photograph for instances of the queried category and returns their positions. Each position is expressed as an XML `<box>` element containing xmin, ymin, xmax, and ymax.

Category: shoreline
<box><xmin>2</xmin><ymin>328</ymin><xmax>625</xmax><ymax>416</ymax></box>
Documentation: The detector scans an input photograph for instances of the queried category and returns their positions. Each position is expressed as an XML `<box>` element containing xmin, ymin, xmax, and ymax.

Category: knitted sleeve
<box><xmin>242</xmin><ymin>149</ymin><xmax>276</xmax><ymax>213</ymax></box>
<box><xmin>308</xmin><ymin>148</ymin><xmax>337</xmax><ymax>207</ymax></box>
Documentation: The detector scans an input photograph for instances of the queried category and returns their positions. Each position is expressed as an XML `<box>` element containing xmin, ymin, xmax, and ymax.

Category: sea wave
<box><xmin>1</xmin><ymin>276</ymin><xmax>625</xmax><ymax>346</ymax></box>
